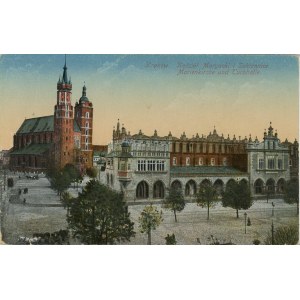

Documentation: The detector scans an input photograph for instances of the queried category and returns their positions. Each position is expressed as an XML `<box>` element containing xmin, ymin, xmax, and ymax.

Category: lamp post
<box><xmin>272</xmin><ymin>202</ymin><xmax>275</xmax><ymax>217</ymax></box>
<box><xmin>271</xmin><ymin>219</ymin><xmax>275</xmax><ymax>245</ymax></box>
<box><xmin>244</xmin><ymin>212</ymin><xmax>247</xmax><ymax>234</ymax></box>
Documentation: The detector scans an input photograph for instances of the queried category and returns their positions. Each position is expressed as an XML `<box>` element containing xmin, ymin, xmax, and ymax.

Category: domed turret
<box><xmin>122</xmin><ymin>140</ymin><xmax>130</xmax><ymax>148</ymax></box>
<box><xmin>79</xmin><ymin>84</ymin><xmax>89</xmax><ymax>102</ymax></box>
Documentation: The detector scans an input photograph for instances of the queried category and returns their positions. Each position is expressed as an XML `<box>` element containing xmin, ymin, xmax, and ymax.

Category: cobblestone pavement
<box><xmin>1</xmin><ymin>173</ymin><xmax>298</xmax><ymax>245</ymax></box>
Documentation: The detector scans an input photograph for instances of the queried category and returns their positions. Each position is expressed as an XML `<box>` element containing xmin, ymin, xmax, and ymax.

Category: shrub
<box><xmin>253</xmin><ymin>239</ymin><xmax>261</xmax><ymax>245</ymax></box>
<box><xmin>165</xmin><ymin>234</ymin><xmax>177</xmax><ymax>245</ymax></box>
<box><xmin>7</xmin><ymin>177</ymin><xmax>14</xmax><ymax>187</ymax></box>
<box><xmin>265</xmin><ymin>223</ymin><xmax>299</xmax><ymax>245</ymax></box>
<box><xmin>86</xmin><ymin>167</ymin><xmax>98</xmax><ymax>178</ymax></box>
<box><xmin>247</xmin><ymin>217</ymin><xmax>251</xmax><ymax>226</ymax></box>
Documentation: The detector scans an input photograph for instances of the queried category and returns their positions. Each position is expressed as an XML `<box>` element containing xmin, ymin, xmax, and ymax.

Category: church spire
<box><xmin>82</xmin><ymin>83</ymin><xmax>87</xmax><ymax>97</ymax></box>
<box><xmin>62</xmin><ymin>54</ymin><xmax>68</xmax><ymax>83</ymax></box>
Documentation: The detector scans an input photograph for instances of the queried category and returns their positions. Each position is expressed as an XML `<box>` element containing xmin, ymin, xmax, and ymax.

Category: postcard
<box><xmin>0</xmin><ymin>54</ymin><xmax>298</xmax><ymax>245</ymax></box>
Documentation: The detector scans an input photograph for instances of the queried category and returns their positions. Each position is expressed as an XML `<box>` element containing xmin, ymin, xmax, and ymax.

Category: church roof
<box><xmin>73</xmin><ymin>120</ymin><xmax>81</xmax><ymax>132</ymax></box>
<box><xmin>10</xmin><ymin>143</ymin><xmax>53</xmax><ymax>155</ymax></box>
<box><xmin>17</xmin><ymin>116</ymin><xmax>54</xmax><ymax>134</ymax></box>
<box><xmin>16</xmin><ymin>115</ymin><xmax>82</xmax><ymax>134</ymax></box>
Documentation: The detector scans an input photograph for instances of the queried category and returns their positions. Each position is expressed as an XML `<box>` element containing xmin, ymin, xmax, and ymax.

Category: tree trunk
<box><xmin>92</xmin><ymin>207</ymin><xmax>95</xmax><ymax>244</ymax></box>
<box><xmin>207</xmin><ymin>204</ymin><xmax>210</xmax><ymax>220</ymax></box>
<box><xmin>147</xmin><ymin>230</ymin><xmax>151</xmax><ymax>245</ymax></box>
<box><xmin>297</xmin><ymin>202</ymin><xmax>299</xmax><ymax>215</ymax></box>
<box><xmin>174</xmin><ymin>210</ymin><xmax>177</xmax><ymax>222</ymax></box>
<box><xmin>236</xmin><ymin>209</ymin><xmax>239</xmax><ymax>218</ymax></box>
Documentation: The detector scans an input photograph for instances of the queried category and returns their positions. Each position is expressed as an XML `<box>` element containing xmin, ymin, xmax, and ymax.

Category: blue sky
<box><xmin>0</xmin><ymin>54</ymin><xmax>298</xmax><ymax>149</ymax></box>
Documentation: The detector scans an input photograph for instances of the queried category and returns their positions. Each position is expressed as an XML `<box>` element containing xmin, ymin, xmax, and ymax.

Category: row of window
<box><xmin>173</xmin><ymin>157</ymin><xmax>227</xmax><ymax>166</ymax></box>
<box><xmin>265</xmin><ymin>141</ymin><xmax>277</xmax><ymax>150</ymax></box>
<box><xmin>133</xmin><ymin>151</ymin><xmax>168</xmax><ymax>157</ymax></box>
<box><xmin>137</xmin><ymin>160</ymin><xmax>166</xmax><ymax>172</ymax></box>
<box><xmin>56</xmin><ymin>111</ymin><xmax>73</xmax><ymax>118</ymax></box>
<box><xmin>18</xmin><ymin>134</ymin><xmax>54</xmax><ymax>145</ymax></box>
<box><xmin>258</xmin><ymin>158</ymin><xmax>284</xmax><ymax>170</ymax></box>
<box><xmin>173</xmin><ymin>143</ymin><xmax>245</xmax><ymax>154</ymax></box>
<box><xmin>76</xmin><ymin>112</ymin><xmax>91</xmax><ymax>119</ymax></box>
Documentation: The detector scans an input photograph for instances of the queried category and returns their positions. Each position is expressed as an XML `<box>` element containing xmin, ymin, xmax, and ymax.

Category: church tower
<box><xmin>75</xmin><ymin>84</ymin><xmax>93</xmax><ymax>169</ymax></box>
<box><xmin>54</xmin><ymin>56</ymin><xmax>75</xmax><ymax>169</ymax></box>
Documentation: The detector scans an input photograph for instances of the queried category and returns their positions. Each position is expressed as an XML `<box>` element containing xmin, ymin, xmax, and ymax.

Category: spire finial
<box><xmin>62</xmin><ymin>54</ymin><xmax>68</xmax><ymax>83</ymax></box>
<box><xmin>82</xmin><ymin>84</ymin><xmax>87</xmax><ymax>97</ymax></box>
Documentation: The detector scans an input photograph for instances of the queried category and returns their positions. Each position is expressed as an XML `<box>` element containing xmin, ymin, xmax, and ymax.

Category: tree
<box><xmin>86</xmin><ymin>167</ymin><xmax>98</xmax><ymax>178</ymax></box>
<box><xmin>165</xmin><ymin>233</ymin><xmax>177</xmax><ymax>245</ymax></box>
<box><xmin>284</xmin><ymin>178</ymin><xmax>299</xmax><ymax>215</ymax></box>
<box><xmin>196</xmin><ymin>181</ymin><xmax>218</xmax><ymax>220</ymax></box>
<box><xmin>138</xmin><ymin>205</ymin><xmax>163</xmax><ymax>245</ymax></box>
<box><xmin>162</xmin><ymin>187</ymin><xmax>185</xmax><ymax>222</ymax></box>
<box><xmin>49</xmin><ymin>170</ymin><xmax>72</xmax><ymax>200</ymax></box>
<box><xmin>63</xmin><ymin>164</ymin><xmax>82</xmax><ymax>188</ymax></box>
<box><xmin>265</xmin><ymin>223</ymin><xmax>299</xmax><ymax>245</ymax></box>
<box><xmin>63</xmin><ymin>180</ymin><xmax>135</xmax><ymax>245</ymax></box>
<box><xmin>47</xmin><ymin>165</ymin><xmax>83</xmax><ymax>199</ymax></box>
<box><xmin>222</xmin><ymin>180</ymin><xmax>252</xmax><ymax>218</ymax></box>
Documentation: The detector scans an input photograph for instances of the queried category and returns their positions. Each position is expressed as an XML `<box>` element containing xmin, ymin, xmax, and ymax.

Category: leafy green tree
<box><xmin>162</xmin><ymin>187</ymin><xmax>185</xmax><ymax>222</ymax></box>
<box><xmin>196</xmin><ymin>181</ymin><xmax>218</xmax><ymax>220</ymax></box>
<box><xmin>63</xmin><ymin>164</ymin><xmax>82</xmax><ymax>188</ymax></box>
<box><xmin>265</xmin><ymin>223</ymin><xmax>299</xmax><ymax>245</ymax></box>
<box><xmin>222</xmin><ymin>180</ymin><xmax>252</xmax><ymax>218</ymax></box>
<box><xmin>165</xmin><ymin>233</ymin><xmax>177</xmax><ymax>245</ymax></box>
<box><xmin>138</xmin><ymin>205</ymin><xmax>163</xmax><ymax>245</ymax></box>
<box><xmin>63</xmin><ymin>180</ymin><xmax>135</xmax><ymax>245</ymax></box>
<box><xmin>64</xmin><ymin>164</ymin><xmax>81</xmax><ymax>181</ymax></box>
<box><xmin>284</xmin><ymin>178</ymin><xmax>299</xmax><ymax>215</ymax></box>
<box><xmin>49</xmin><ymin>170</ymin><xmax>72</xmax><ymax>199</ymax></box>
<box><xmin>86</xmin><ymin>167</ymin><xmax>98</xmax><ymax>178</ymax></box>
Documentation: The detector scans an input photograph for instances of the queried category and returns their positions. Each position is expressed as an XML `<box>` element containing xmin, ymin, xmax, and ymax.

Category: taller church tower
<box><xmin>54</xmin><ymin>56</ymin><xmax>75</xmax><ymax>169</ymax></box>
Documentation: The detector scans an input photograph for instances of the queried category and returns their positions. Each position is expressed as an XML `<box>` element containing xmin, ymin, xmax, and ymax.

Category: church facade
<box><xmin>9</xmin><ymin>59</ymin><xmax>94</xmax><ymax>173</ymax></box>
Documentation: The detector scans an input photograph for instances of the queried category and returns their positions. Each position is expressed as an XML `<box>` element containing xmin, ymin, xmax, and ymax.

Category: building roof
<box><xmin>74</xmin><ymin>120</ymin><xmax>81</xmax><ymax>132</ymax></box>
<box><xmin>93</xmin><ymin>151</ymin><xmax>107</xmax><ymax>157</ymax></box>
<box><xmin>171</xmin><ymin>166</ymin><xmax>247</xmax><ymax>176</ymax></box>
<box><xmin>16</xmin><ymin>115</ymin><xmax>81</xmax><ymax>134</ymax></box>
<box><xmin>10</xmin><ymin>143</ymin><xmax>53</xmax><ymax>155</ymax></box>
<box><xmin>17</xmin><ymin>116</ymin><xmax>54</xmax><ymax>134</ymax></box>
<box><xmin>79</xmin><ymin>85</ymin><xmax>89</xmax><ymax>102</ymax></box>
<box><xmin>93</xmin><ymin>145</ymin><xmax>108</xmax><ymax>152</ymax></box>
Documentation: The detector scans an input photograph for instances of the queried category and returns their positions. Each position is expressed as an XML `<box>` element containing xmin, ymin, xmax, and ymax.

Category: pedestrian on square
<box><xmin>23</xmin><ymin>198</ymin><xmax>26</xmax><ymax>204</ymax></box>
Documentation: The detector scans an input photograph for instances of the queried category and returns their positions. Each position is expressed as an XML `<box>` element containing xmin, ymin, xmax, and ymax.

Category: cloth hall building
<box><xmin>9</xmin><ymin>59</ymin><xmax>94</xmax><ymax>173</ymax></box>
<box><xmin>102</xmin><ymin>120</ymin><xmax>298</xmax><ymax>201</ymax></box>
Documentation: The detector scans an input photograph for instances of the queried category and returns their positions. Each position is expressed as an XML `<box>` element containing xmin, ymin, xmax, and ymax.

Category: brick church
<box><xmin>10</xmin><ymin>58</ymin><xmax>93</xmax><ymax>173</ymax></box>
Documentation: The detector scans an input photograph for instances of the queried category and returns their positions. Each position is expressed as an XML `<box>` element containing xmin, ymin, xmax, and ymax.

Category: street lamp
<box><xmin>244</xmin><ymin>212</ymin><xmax>247</xmax><ymax>234</ymax></box>
<box><xmin>271</xmin><ymin>219</ymin><xmax>275</xmax><ymax>245</ymax></box>
<box><xmin>272</xmin><ymin>202</ymin><xmax>275</xmax><ymax>217</ymax></box>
